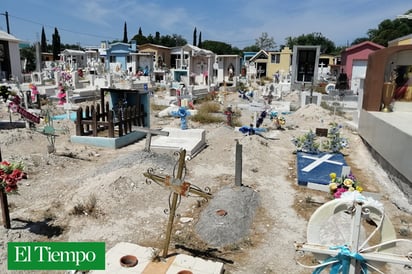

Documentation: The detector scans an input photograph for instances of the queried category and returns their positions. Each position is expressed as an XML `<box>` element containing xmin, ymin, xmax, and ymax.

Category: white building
<box><xmin>0</xmin><ymin>30</ymin><xmax>22</xmax><ymax>81</ymax></box>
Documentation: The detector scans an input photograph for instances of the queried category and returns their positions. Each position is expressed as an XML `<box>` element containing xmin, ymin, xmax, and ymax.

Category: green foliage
<box><xmin>190</xmin><ymin>101</ymin><xmax>225</xmax><ymax>124</ymax></box>
<box><xmin>285</xmin><ymin>32</ymin><xmax>336</xmax><ymax>54</ymax></box>
<box><xmin>20</xmin><ymin>47</ymin><xmax>36</xmax><ymax>72</ymax></box>
<box><xmin>52</xmin><ymin>27</ymin><xmax>61</xmax><ymax>61</ymax></box>
<box><xmin>201</xmin><ymin>40</ymin><xmax>234</xmax><ymax>54</ymax></box>
<box><xmin>255</xmin><ymin>32</ymin><xmax>276</xmax><ymax>51</ymax></box>
<box><xmin>130</xmin><ymin>28</ymin><xmax>187</xmax><ymax>47</ymax></box>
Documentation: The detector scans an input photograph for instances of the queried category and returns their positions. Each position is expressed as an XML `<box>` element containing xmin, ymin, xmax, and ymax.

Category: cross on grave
<box><xmin>132</xmin><ymin>126</ymin><xmax>169</xmax><ymax>152</ymax></box>
<box><xmin>295</xmin><ymin>194</ymin><xmax>412</xmax><ymax>273</ymax></box>
<box><xmin>301</xmin><ymin>153</ymin><xmax>344</xmax><ymax>172</ymax></box>
<box><xmin>143</xmin><ymin>149</ymin><xmax>212</xmax><ymax>258</ymax></box>
<box><xmin>0</xmin><ymin>149</ymin><xmax>11</xmax><ymax>228</ymax></box>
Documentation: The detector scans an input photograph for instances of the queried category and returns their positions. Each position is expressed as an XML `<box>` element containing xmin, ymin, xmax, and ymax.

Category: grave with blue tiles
<box><xmin>296</xmin><ymin>152</ymin><xmax>347</xmax><ymax>186</ymax></box>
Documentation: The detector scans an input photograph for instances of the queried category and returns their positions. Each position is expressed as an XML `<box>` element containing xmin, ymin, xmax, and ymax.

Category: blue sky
<box><xmin>1</xmin><ymin>0</ymin><xmax>411</xmax><ymax>49</ymax></box>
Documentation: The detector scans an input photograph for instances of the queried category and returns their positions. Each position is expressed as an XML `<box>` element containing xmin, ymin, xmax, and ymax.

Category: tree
<box><xmin>131</xmin><ymin>27</ymin><xmax>148</xmax><ymax>45</ymax></box>
<box><xmin>243</xmin><ymin>45</ymin><xmax>260</xmax><ymax>52</ymax></box>
<box><xmin>198</xmin><ymin>32</ymin><xmax>202</xmax><ymax>48</ymax></box>
<box><xmin>193</xmin><ymin>27</ymin><xmax>197</xmax><ymax>46</ymax></box>
<box><xmin>201</xmin><ymin>40</ymin><xmax>233</xmax><ymax>54</ymax></box>
<box><xmin>40</xmin><ymin>27</ymin><xmax>47</xmax><ymax>53</ymax></box>
<box><xmin>123</xmin><ymin>22</ymin><xmax>128</xmax><ymax>43</ymax></box>
<box><xmin>255</xmin><ymin>32</ymin><xmax>276</xmax><ymax>51</ymax></box>
<box><xmin>52</xmin><ymin>27</ymin><xmax>61</xmax><ymax>61</ymax></box>
<box><xmin>20</xmin><ymin>46</ymin><xmax>36</xmax><ymax>72</ymax></box>
<box><xmin>285</xmin><ymin>32</ymin><xmax>336</xmax><ymax>54</ymax></box>
<box><xmin>154</xmin><ymin>31</ymin><xmax>161</xmax><ymax>45</ymax></box>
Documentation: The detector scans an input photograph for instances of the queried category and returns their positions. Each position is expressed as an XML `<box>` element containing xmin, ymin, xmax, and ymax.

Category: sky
<box><xmin>1</xmin><ymin>0</ymin><xmax>411</xmax><ymax>49</ymax></box>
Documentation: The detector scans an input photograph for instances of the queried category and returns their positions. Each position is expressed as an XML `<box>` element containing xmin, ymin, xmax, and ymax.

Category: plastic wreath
<box><xmin>0</xmin><ymin>161</ymin><xmax>27</xmax><ymax>193</ymax></box>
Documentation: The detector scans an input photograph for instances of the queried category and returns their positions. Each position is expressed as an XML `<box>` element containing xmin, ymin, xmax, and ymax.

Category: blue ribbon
<box><xmin>313</xmin><ymin>245</ymin><xmax>368</xmax><ymax>274</ymax></box>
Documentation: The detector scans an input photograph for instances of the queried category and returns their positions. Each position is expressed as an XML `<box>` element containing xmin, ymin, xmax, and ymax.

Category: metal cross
<box><xmin>295</xmin><ymin>197</ymin><xmax>412</xmax><ymax>273</ymax></box>
<box><xmin>143</xmin><ymin>149</ymin><xmax>212</xmax><ymax>258</ymax></box>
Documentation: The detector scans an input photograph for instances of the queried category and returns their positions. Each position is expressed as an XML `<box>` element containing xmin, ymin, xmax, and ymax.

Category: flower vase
<box><xmin>381</xmin><ymin>82</ymin><xmax>395</xmax><ymax>112</ymax></box>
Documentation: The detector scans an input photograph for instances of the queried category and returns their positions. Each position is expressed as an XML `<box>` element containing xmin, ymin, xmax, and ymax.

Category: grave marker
<box><xmin>143</xmin><ymin>149</ymin><xmax>212</xmax><ymax>258</ymax></box>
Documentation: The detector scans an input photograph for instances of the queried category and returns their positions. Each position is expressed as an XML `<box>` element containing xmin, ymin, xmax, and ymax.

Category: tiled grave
<box><xmin>296</xmin><ymin>152</ymin><xmax>346</xmax><ymax>186</ymax></box>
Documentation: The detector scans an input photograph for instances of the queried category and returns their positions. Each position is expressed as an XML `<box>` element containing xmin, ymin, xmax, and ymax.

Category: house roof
<box><xmin>343</xmin><ymin>41</ymin><xmax>384</xmax><ymax>53</ymax></box>
<box><xmin>61</xmin><ymin>49</ymin><xmax>85</xmax><ymax>55</ymax></box>
<box><xmin>138</xmin><ymin>43</ymin><xmax>171</xmax><ymax>50</ymax></box>
<box><xmin>181</xmin><ymin>44</ymin><xmax>214</xmax><ymax>56</ymax></box>
<box><xmin>0</xmin><ymin>30</ymin><xmax>20</xmax><ymax>43</ymax></box>
<box><xmin>249</xmin><ymin>50</ymin><xmax>268</xmax><ymax>61</ymax></box>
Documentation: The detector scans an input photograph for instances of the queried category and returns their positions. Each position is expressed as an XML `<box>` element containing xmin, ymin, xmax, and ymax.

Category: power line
<box><xmin>7</xmin><ymin>12</ymin><xmax>117</xmax><ymax>42</ymax></box>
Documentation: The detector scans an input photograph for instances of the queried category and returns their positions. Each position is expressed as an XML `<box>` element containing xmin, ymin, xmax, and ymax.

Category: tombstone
<box><xmin>301</xmin><ymin>91</ymin><xmax>322</xmax><ymax>107</ymax></box>
<box><xmin>295</xmin><ymin>192</ymin><xmax>412</xmax><ymax>273</ymax></box>
<box><xmin>31</xmin><ymin>72</ymin><xmax>43</xmax><ymax>85</ymax></box>
<box><xmin>291</xmin><ymin>45</ymin><xmax>321</xmax><ymax>90</ymax></box>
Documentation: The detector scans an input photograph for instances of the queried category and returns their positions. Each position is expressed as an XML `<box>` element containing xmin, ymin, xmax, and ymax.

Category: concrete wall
<box><xmin>358</xmin><ymin>110</ymin><xmax>412</xmax><ymax>202</ymax></box>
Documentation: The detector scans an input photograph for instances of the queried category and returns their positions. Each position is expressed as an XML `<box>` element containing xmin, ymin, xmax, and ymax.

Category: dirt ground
<box><xmin>0</xmin><ymin>90</ymin><xmax>411</xmax><ymax>274</ymax></box>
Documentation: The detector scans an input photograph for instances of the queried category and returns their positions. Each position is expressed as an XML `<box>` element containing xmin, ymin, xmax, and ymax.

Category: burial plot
<box><xmin>296</xmin><ymin>152</ymin><xmax>347</xmax><ymax>186</ymax></box>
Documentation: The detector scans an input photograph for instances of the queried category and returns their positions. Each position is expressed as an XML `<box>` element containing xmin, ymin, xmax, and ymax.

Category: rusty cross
<box><xmin>143</xmin><ymin>149</ymin><xmax>212</xmax><ymax>258</ymax></box>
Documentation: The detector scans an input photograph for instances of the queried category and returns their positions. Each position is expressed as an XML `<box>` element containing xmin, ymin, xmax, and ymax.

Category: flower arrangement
<box><xmin>0</xmin><ymin>161</ymin><xmax>27</xmax><ymax>193</ymax></box>
<box><xmin>322</xmin><ymin>123</ymin><xmax>348</xmax><ymax>153</ymax></box>
<box><xmin>291</xmin><ymin>129</ymin><xmax>320</xmax><ymax>154</ymax></box>
<box><xmin>291</xmin><ymin>123</ymin><xmax>348</xmax><ymax>154</ymax></box>
<box><xmin>328</xmin><ymin>172</ymin><xmax>363</xmax><ymax>199</ymax></box>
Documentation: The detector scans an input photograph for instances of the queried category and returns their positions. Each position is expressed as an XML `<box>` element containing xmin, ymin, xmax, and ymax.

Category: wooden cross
<box><xmin>133</xmin><ymin>126</ymin><xmax>169</xmax><ymax>152</ymax></box>
<box><xmin>0</xmin><ymin>148</ymin><xmax>11</xmax><ymax>229</ymax></box>
<box><xmin>295</xmin><ymin>198</ymin><xmax>412</xmax><ymax>273</ymax></box>
<box><xmin>143</xmin><ymin>149</ymin><xmax>212</xmax><ymax>258</ymax></box>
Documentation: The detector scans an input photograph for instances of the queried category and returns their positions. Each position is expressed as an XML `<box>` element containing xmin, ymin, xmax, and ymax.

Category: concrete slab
<box><xmin>151</xmin><ymin>127</ymin><xmax>206</xmax><ymax>160</ymax></box>
<box><xmin>90</xmin><ymin>242</ymin><xmax>224</xmax><ymax>274</ymax></box>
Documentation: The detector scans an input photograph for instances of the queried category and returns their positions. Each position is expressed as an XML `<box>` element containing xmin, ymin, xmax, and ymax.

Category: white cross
<box><xmin>301</xmin><ymin>153</ymin><xmax>343</xmax><ymax>172</ymax></box>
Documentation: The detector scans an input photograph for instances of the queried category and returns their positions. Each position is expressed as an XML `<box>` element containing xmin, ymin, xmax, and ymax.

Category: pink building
<box><xmin>341</xmin><ymin>41</ymin><xmax>384</xmax><ymax>92</ymax></box>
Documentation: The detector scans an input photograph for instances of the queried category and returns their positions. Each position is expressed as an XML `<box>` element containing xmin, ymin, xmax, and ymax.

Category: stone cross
<box><xmin>143</xmin><ymin>149</ymin><xmax>212</xmax><ymax>258</ymax></box>
<box><xmin>295</xmin><ymin>196</ymin><xmax>412</xmax><ymax>273</ymax></box>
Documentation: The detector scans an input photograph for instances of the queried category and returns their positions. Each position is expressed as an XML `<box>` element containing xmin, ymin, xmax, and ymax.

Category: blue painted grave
<box><xmin>296</xmin><ymin>152</ymin><xmax>347</xmax><ymax>186</ymax></box>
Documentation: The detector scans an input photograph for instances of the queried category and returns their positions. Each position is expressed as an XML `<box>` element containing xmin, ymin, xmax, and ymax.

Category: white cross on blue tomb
<box><xmin>297</xmin><ymin>152</ymin><xmax>347</xmax><ymax>186</ymax></box>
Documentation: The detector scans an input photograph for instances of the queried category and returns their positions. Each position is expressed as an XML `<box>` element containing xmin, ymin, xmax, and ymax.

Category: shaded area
<box><xmin>12</xmin><ymin>218</ymin><xmax>64</xmax><ymax>238</ymax></box>
<box><xmin>175</xmin><ymin>244</ymin><xmax>234</xmax><ymax>264</ymax></box>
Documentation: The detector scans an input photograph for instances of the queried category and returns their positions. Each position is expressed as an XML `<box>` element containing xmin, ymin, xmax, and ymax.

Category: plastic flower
<box><xmin>343</xmin><ymin>178</ymin><xmax>354</xmax><ymax>187</ymax></box>
<box><xmin>328</xmin><ymin>172</ymin><xmax>362</xmax><ymax>199</ymax></box>
<box><xmin>0</xmin><ymin>160</ymin><xmax>27</xmax><ymax>194</ymax></box>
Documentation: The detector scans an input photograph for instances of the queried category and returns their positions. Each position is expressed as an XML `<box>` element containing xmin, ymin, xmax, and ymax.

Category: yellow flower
<box><xmin>330</xmin><ymin>173</ymin><xmax>337</xmax><ymax>180</ymax></box>
<box><xmin>356</xmin><ymin>186</ymin><xmax>363</xmax><ymax>192</ymax></box>
<box><xmin>329</xmin><ymin>182</ymin><xmax>338</xmax><ymax>190</ymax></box>
<box><xmin>343</xmin><ymin>179</ymin><xmax>353</xmax><ymax>187</ymax></box>
<box><xmin>348</xmin><ymin>186</ymin><xmax>355</xmax><ymax>191</ymax></box>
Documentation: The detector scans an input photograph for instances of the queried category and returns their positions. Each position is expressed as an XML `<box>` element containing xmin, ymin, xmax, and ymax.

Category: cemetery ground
<box><xmin>1</xmin><ymin>91</ymin><xmax>412</xmax><ymax>273</ymax></box>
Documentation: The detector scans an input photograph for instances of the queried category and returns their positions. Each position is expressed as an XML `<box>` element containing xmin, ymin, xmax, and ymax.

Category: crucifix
<box><xmin>295</xmin><ymin>195</ymin><xmax>412</xmax><ymax>273</ymax></box>
<box><xmin>143</xmin><ymin>149</ymin><xmax>212</xmax><ymax>258</ymax></box>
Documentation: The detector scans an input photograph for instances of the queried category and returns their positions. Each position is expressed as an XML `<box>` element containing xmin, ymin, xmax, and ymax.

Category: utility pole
<box><xmin>1</xmin><ymin>11</ymin><xmax>10</xmax><ymax>34</ymax></box>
